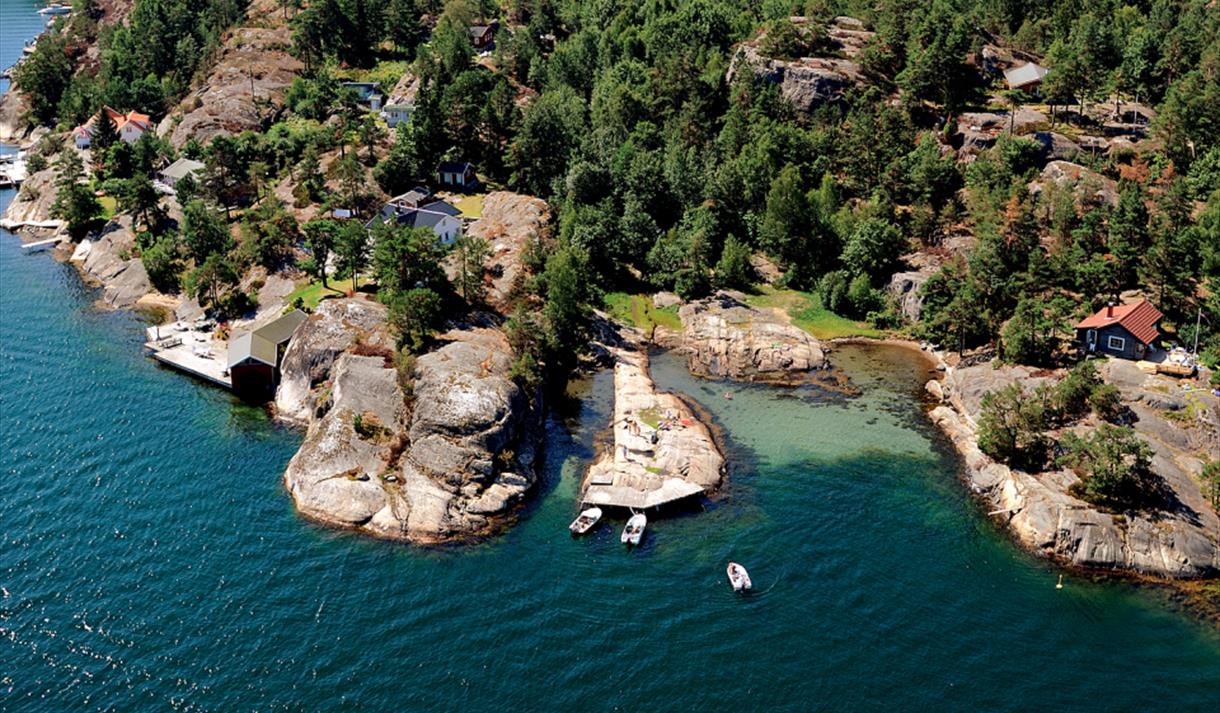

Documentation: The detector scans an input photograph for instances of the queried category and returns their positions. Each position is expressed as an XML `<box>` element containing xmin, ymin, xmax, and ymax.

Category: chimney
<box><xmin>1106</xmin><ymin>303</ymin><xmax>1115</xmax><ymax>318</ymax></box>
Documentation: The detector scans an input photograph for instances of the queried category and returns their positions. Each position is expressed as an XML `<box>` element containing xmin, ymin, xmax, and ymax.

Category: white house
<box><xmin>157</xmin><ymin>158</ymin><xmax>204</xmax><ymax>188</ymax></box>
<box><xmin>366</xmin><ymin>198</ymin><xmax>463</xmax><ymax>246</ymax></box>
<box><xmin>381</xmin><ymin>103</ymin><xmax>413</xmax><ymax>128</ymax></box>
<box><xmin>74</xmin><ymin>107</ymin><xmax>152</xmax><ymax>149</ymax></box>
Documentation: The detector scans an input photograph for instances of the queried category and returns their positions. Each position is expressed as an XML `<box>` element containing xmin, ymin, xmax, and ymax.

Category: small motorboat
<box><xmin>39</xmin><ymin>4</ymin><xmax>72</xmax><ymax>16</ymax></box>
<box><xmin>568</xmin><ymin>507</ymin><xmax>602</xmax><ymax>535</ymax></box>
<box><xmin>621</xmin><ymin>513</ymin><xmax>647</xmax><ymax>546</ymax></box>
<box><xmin>727</xmin><ymin>562</ymin><xmax>752</xmax><ymax>592</ymax></box>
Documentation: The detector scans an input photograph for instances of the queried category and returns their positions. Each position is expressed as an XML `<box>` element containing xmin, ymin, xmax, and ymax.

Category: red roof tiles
<box><xmin>76</xmin><ymin>107</ymin><xmax>151</xmax><ymax>137</ymax></box>
<box><xmin>1074</xmin><ymin>300</ymin><xmax>1163</xmax><ymax>345</ymax></box>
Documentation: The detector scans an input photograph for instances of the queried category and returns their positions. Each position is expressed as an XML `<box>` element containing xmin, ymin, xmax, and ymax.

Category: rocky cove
<box><xmin>9</xmin><ymin>152</ymin><xmax>1218</xmax><ymax>582</ymax></box>
<box><xmin>6</xmin><ymin>150</ymin><xmax>1219</xmax><ymax>583</ymax></box>
<box><xmin>273</xmin><ymin>288</ymin><xmax>829</xmax><ymax>543</ymax></box>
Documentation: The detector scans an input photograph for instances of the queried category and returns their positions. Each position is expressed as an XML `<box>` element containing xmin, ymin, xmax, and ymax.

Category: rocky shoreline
<box><xmin>924</xmin><ymin>356</ymin><xmax>1220</xmax><ymax>581</ymax></box>
<box><xmin>279</xmin><ymin>302</ymin><xmax>543</xmax><ymax>544</ymax></box>
<box><xmin>579</xmin><ymin>348</ymin><xmax>725</xmax><ymax>510</ymax></box>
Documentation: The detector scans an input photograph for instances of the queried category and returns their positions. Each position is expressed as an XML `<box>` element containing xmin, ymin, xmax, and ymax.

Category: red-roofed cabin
<box><xmin>1074</xmin><ymin>300</ymin><xmax>1163</xmax><ymax>360</ymax></box>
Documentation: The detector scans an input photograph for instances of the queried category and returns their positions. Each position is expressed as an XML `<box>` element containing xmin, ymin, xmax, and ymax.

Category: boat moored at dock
<box><xmin>568</xmin><ymin>507</ymin><xmax>602</xmax><ymax>535</ymax></box>
<box><xmin>621</xmin><ymin>512</ymin><xmax>646</xmax><ymax>546</ymax></box>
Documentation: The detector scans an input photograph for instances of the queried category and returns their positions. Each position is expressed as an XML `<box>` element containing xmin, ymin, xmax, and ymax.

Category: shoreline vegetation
<box><xmin>2</xmin><ymin>0</ymin><xmax>1219</xmax><ymax>620</ymax></box>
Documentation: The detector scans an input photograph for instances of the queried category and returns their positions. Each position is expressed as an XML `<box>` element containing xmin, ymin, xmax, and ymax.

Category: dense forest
<box><xmin>12</xmin><ymin>0</ymin><xmax>1220</xmax><ymax>377</ymax></box>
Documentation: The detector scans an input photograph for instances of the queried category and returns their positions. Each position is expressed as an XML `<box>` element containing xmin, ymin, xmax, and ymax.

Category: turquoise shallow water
<box><xmin>2</xmin><ymin>2</ymin><xmax>1219</xmax><ymax>707</ymax></box>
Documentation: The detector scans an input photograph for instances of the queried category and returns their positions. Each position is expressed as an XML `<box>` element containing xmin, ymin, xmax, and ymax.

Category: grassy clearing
<box><xmin>98</xmin><ymin>195</ymin><xmax>117</xmax><ymax>220</ymax></box>
<box><xmin>637</xmin><ymin>407</ymin><xmax>662</xmax><ymax>429</ymax></box>
<box><xmin>335</xmin><ymin>60</ymin><xmax>409</xmax><ymax>88</ymax></box>
<box><xmin>285</xmin><ymin>277</ymin><xmax>359</xmax><ymax>311</ymax></box>
<box><xmin>744</xmin><ymin>286</ymin><xmax>886</xmax><ymax>340</ymax></box>
<box><xmin>453</xmin><ymin>193</ymin><xmax>486</xmax><ymax>219</ymax></box>
<box><xmin>603</xmin><ymin>292</ymin><xmax>683</xmax><ymax>333</ymax></box>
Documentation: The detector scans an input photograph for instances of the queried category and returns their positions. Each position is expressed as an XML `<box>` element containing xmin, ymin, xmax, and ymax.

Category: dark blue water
<box><xmin>3</xmin><ymin>3</ymin><xmax>1219</xmax><ymax>709</ymax></box>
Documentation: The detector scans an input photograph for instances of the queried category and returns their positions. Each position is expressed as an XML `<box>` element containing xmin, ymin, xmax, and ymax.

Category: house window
<box><xmin>1107</xmin><ymin>335</ymin><xmax>1126</xmax><ymax>352</ymax></box>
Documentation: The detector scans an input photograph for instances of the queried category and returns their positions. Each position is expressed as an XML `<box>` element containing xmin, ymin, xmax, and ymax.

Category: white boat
<box><xmin>621</xmin><ymin>513</ymin><xmax>646</xmax><ymax>546</ymax></box>
<box><xmin>727</xmin><ymin>562</ymin><xmax>752</xmax><ymax>592</ymax></box>
<box><xmin>568</xmin><ymin>507</ymin><xmax>602</xmax><ymax>535</ymax></box>
<box><xmin>39</xmin><ymin>4</ymin><xmax>73</xmax><ymax>16</ymax></box>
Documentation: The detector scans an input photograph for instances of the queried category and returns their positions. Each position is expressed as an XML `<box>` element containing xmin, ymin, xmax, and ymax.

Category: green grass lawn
<box><xmin>334</xmin><ymin>60</ymin><xmax>409</xmax><ymax>88</ymax></box>
<box><xmin>453</xmin><ymin>193</ymin><xmax>486</xmax><ymax>219</ymax></box>
<box><xmin>285</xmin><ymin>277</ymin><xmax>360</xmax><ymax>311</ymax></box>
<box><xmin>98</xmin><ymin>195</ymin><xmax>117</xmax><ymax>220</ymax></box>
<box><xmin>603</xmin><ymin>292</ymin><xmax>683</xmax><ymax>333</ymax></box>
<box><xmin>744</xmin><ymin>286</ymin><xmax>886</xmax><ymax>340</ymax></box>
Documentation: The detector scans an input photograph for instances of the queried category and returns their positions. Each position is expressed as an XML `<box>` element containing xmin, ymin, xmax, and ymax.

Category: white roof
<box><xmin>160</xmin><ymin>158</ymin><xmax>205</xmax><ymax>181</ymax></box>
<box><xmin>1004</xmin><ymin>62</ymin><xmax>1049</xmax><ymax>89</ymax></box>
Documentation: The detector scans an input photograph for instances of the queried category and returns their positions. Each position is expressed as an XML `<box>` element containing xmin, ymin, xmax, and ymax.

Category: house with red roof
<box><xmin>1074</xmin><ymin>299</ymin><xmax>1163</xmax><ymax>360</ymax></box>
<box><xmin>74</xmin><ymin>107</ymin><xmax>153</xmax><ymax>149</ymax></box>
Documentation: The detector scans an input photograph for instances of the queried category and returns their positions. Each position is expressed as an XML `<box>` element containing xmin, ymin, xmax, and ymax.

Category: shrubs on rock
<box><xmin>1058</xmin><ymin>425</ymin><xmax>1158</xmax><ymax>508</ymax></box>
<box><xmin>977</xmin><ymin>360</ymin><xmax>1126</xmax><ymax>472</ymax></box>
<box><xmin>977</xmin><ymin>383</ymin><xmax>1051</xmax><ymax>471</ymax></box>
<box><xmin>1202</xmin><ymin>461</ymin><xmax>1220</xmax><ymax>511</ymax></box>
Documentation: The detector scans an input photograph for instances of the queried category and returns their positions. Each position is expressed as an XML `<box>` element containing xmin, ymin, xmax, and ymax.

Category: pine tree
<box><xmin>302</xmin><ymin>219</ymin><xmax>338</xmax><ymax>289</ymax></box>
<box><xmin>453</xmin><ymin>233</ymin><xmax>492</xmax><ymax>303</ymax></box>
<box><xmin>1107</xmin><ymin>182</ymin><xmax>1150</xmax><ymax>290</ymax></box>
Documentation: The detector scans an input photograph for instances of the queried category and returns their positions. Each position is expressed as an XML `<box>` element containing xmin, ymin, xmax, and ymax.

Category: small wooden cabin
<box><xmin>1074</xmin><ymin>300</ymin><xmax>1162</xmax><ymax>361</ymax></box>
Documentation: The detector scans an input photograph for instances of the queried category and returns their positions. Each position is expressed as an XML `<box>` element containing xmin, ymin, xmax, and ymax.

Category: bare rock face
<box><xmin>1031</xmin><ymin>131</ymin><xmax>1081</xmax><ymax>161</ymax></box>
<box><xmin>826</xmin><ymin>17</ymin><xmax>875</xmax><ymax>58</ymax></box>
<box><xmin>931</xmin><ymin>362</ymin><xmax>1220</xmax><ymax>578</ymax></box>
<box><xmin>80</xmin><ymin>217</ymin><xmax>151</xmax><ymax>309</ymax></box>
<box><xmin>275</xmin><ymin>298</ymin><xmax>393</xmax><ymax>425</ymax></box>
<box><xmin>463</xmin><ymin>192</ymin><xmax>552</xmax><ymax>310</ymax></box>
<box><xmin>888</xmin><ymin>270</ymin><xmax>933</xmax><ymax>323</ymax></box>
<box><xmin>283</xmin><ymin>354</ymin><xmax>407</xmax><ymax>531</ymax></box>
<box><xmin>582</xmin><ymin>351</ymin><xmax>724</xmax><ymax>509</ymax></box>
<box><xmin>279</xmin><ymin>318</ymin><xmax>541</xmax><ymax>543</ymax></box>
<box><xmin>0</xmin><ymin>90</ymin><xmax>31</xmax><ymax>143</ymax></box>
<box><xmin>159</xmin><ymin>0</ymin><xmax>302</xmax><ymax>149</ymax></box>
<box><xmin>1030</xmin><ymin>160</ymin><xmax>1119</xmax><ymax>207</ymax></box>
<box><xmin>678</xmin><ymin>291</ymin><xmax>828</xmax><ymax>382</ymax></box>
<box><xmin>726</xmin><ymin>20</ymin><xmax>868</xmax><ymax>115</ymax></box>
<box><xmin>955</xmin><ymin>109</ymin><xmax>1047</xmax><ymax>158</ymax></box>
<box><xmin>396</xmin><ymin>328</ymin><xmax>539</xmax><ymax>540</ymax></box>
<box><xmin>4</xmin><ymin>158</ymin><xmax>61</xmax><ymax>226</ymax></box>
<box><xmin>728</xmin><ymin>44</ymin><xmax>863</xmax><ymax>114</ymax></box>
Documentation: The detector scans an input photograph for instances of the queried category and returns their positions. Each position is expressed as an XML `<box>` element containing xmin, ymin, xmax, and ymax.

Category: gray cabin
<box><xmin>1073</xmin><ymin>300</ymin><xmax>1162</xmax><ymax>361</ymax></box>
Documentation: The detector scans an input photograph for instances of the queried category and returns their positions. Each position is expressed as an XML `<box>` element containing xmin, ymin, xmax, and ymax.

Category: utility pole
<box><xmin>1193</xmin><ymin>307</ymin><xmax>1203</xmax><ymax>356</ymax></box>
